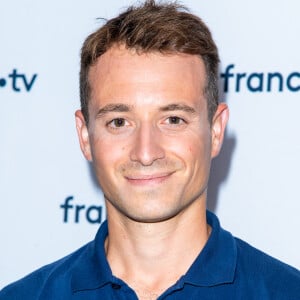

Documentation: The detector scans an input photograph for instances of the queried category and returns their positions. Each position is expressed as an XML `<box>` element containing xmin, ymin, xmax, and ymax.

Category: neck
<box><xmin>105</xmin><ymin>198</ymin><xmax>210</xmax><ymax>297</ymax></box>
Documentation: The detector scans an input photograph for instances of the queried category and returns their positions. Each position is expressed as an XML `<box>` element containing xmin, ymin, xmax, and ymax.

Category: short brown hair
<box><xmin>80</xmin><ymin>0</ymin><xmax>219</xmax><ymax>125</ymax></box>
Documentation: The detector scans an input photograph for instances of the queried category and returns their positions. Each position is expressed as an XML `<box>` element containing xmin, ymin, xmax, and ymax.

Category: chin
<box><xmin>126</xmin><ymin>211</ymin><xmax>179</xmax><ymax>224</ymax></box>
<box><xmin>124</xmin><ymin>201</ymin><xmax>185</xmax><ymax>224</ymax></box>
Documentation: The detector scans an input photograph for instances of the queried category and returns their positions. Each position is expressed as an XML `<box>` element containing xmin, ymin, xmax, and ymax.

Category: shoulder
<box><xmin>0</xmin><ymin>242</ymin><xmax>91</xmax><ymax>300</ymax></box>
<box><xmin>234</xmin><ymin>237</ymin><xmax>300</xmax><ymax>298</ymax></box>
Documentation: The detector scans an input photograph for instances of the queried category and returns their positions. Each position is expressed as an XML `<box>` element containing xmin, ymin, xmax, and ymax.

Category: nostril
<box><xmin>129</xmin><ymin>124</ymin><xmax>165</xmax><ymax>165</ymax></box>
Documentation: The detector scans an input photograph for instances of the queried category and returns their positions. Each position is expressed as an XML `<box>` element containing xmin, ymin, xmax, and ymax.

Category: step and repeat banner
<box><xmin>1</xmin><ymin>0</ymin><xmax>299</xmax><ymax>288</ymax></box>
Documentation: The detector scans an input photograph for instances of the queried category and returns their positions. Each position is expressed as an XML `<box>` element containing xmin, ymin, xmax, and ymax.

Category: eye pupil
<box><xmin>170</xmin><ymin>116</ymin><xmax>180</xmax><ymax>124</ymax></box>
<box><xmin>114</xmin><ymin>118</ymin><xmax>125</xmax><ymax>127</ymax></box>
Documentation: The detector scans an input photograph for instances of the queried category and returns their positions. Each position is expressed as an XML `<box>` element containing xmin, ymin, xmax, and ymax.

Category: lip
<box><xmin>125</xmin><ymin>172</ymin><xmax>173</xmax><ymax>185</ymax></box>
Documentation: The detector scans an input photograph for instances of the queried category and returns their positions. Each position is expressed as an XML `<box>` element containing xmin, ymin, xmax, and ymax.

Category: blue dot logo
<box><xmin>0</xmin><ymin>78</ymin><xmax>6</xmax><ymax>87</ymax></box>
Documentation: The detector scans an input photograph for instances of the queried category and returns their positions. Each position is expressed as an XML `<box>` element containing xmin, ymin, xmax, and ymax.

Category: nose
<box><xmin>129</xmin><ymin>123</ymin><xmax>165</xmax><ymax>166</ymax></box>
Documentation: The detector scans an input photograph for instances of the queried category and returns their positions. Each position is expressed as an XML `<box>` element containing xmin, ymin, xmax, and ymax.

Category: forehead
<box><xmin>88</xmin><ymin>46</ymin><xmax>207</xmax><ymax>107</ymax></box>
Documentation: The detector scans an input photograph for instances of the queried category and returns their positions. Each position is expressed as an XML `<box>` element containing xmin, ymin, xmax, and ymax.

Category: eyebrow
<box><xmin>96</xmin><ymin>103</ymin><xmax>132</xmax><ymax>116</ymax></box>
<box><xmin>159</xmin><ymin>103</ymin><xmax>196</xmax><ymax>114</ymax></box>
<box><xmin>96</xmin><ymin>102</ymin><xmax>196</xmax><ymax>117</ymax></box>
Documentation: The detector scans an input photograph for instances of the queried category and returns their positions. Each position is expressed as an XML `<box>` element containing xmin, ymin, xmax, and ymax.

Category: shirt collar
<box><xmin>71</xmin><ymin>210</ymin><xmax>237</xmax><ymax>292</ymax></box>
<box><xmin>182</xmin><ymin>210</ymin><xmax>237</xmax><ymax>286</ymax></box>
<box><xmin>71</xmin><ymin>221</ymin><xmax>114</xmax><ymax>293</ymax></box>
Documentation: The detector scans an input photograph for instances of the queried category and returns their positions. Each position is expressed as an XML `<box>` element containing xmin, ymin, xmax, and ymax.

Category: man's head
<box><xmin>76</xmin><ymin>0</ymin><xmax>228</xmax><ymax>224</ymax></box>
<box><xmin>80</xmin><ymin>0</ymin><xmax>219</xmax><ymax>126</ymax></box>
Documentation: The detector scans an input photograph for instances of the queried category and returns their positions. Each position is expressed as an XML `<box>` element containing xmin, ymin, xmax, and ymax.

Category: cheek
<box><xmin>91</xmin><ymin>135</ymin><xmax>129</xmax><ymax>169</ymax></box>
<box><xmin>167</xmin><ymin>137</ymin><xmax>200</xmax><ymax>164</ymax></box>
<box><xmin>176</xmin><ymin>134</ymin><xmax>212</xmax><ymax>171</ymax></box>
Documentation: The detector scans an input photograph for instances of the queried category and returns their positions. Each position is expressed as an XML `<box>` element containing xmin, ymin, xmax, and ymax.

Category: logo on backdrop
<box><xmin>221</xmin><ymin>64</ymin><xmax>300</xmax><ymax>93</ymax></box>
<box><xmin>60</xmin><ymin>196</ymin><xmax>103</xmax><ymax>224</ymax></box>
<box><xmin>0</xmin><ymin>68</ymin><xmax>38</xmax><ymax>92</ymax></box>
<box><xmin>1</xmin><ymin>65</ymin><xmax>299</xmax><ymax>94</ymax></box>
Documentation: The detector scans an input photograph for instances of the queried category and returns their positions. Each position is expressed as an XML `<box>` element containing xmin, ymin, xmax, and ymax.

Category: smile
<box><xmin>125</xmin><ymin>172</ymin><xmax>174</xmax><ymax>185</ymax></box>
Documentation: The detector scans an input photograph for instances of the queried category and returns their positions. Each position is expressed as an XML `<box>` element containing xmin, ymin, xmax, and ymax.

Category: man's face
<box><xmin>76</xmin><ymin>46</ymin><xmax>228</xmax><ymax>223</ymax></box>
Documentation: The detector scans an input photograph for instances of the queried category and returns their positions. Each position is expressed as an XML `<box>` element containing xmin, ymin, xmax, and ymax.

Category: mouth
<box><xmin>125</xmin><ymin>172</ymin><xmax>174</xmax><ymax>186</ymax></box>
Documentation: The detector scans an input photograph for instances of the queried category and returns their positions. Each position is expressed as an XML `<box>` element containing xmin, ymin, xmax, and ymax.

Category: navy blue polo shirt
<box><xmin>1</xmin><ymin>211</ymin><xmax>299</xmax><ymax>299</ymax></box>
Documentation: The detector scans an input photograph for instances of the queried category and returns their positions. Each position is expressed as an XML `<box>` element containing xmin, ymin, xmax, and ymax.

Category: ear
<box><xmin>75</xmin><ymin>110</ymin><xmax>92</xmax><ymax>161</ymax></box>
<box><xmin>210</xmin><ymin>103</ymin><xmax>229</xmax><ymax>158</ymax></box>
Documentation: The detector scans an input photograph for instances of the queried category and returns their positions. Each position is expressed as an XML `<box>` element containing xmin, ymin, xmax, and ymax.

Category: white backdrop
<box><xmin>1</xmin><ymin>0</ymin><xmax>299</xmax><ymax>288</ymax></box>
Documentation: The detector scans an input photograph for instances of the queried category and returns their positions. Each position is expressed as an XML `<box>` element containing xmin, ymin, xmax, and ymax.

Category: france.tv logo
<box><xmin>0</xmin><ymin>68</ymin><xmax>38</xmax><ymax>92</ymax></box>
<box><xmin>220</xmin><ymin>64</ymin><xmax>300</xmax><ymax>93</ymax></box>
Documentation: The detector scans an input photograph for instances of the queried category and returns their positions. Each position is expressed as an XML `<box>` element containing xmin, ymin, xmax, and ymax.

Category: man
<box><xmin>1</xmin><ymin>1</ymin><xmax>299</xmax><ymax>299</ymax></box>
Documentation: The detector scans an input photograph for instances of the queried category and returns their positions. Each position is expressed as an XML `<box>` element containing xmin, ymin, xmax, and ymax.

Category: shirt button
<box><xmin>112</xmin><ymin>283</ymin><xmax>121</xmax><ymax>289</ymax></box>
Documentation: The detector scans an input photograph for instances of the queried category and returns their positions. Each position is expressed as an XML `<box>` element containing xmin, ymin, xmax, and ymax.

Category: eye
<box><xmin>107</xmin><ymin>118</ymin><xmax>128</xmax><ymax>128</ymax></box>
<box><xmin>166</xmin><ymin>116</ymin><xmax>185</xmax><ymax>125</ymax></box>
